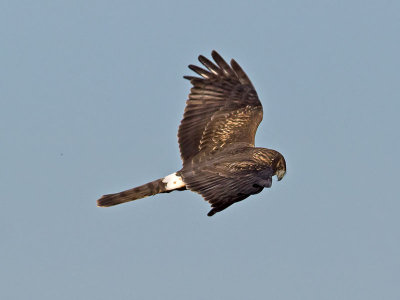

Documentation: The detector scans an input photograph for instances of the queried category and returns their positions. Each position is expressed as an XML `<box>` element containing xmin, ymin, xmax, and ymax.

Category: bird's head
<box><xmin>273</xmin><ymin>153</ymin><xmax>286</xmax><ymax>181</ymax></box>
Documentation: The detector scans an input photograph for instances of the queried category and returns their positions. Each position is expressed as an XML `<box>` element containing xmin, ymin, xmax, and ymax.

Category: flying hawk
<box><xmin>97</xmin><ymin>51</ymin><xmax>286</xmax><ymax>216</ymax></box>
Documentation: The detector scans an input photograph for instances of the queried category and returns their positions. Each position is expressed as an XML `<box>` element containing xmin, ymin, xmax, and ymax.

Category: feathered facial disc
<box><xmin>274</xmin><ymin>154</ymin><xmax>286</xmax><ymax>181</ymax></box>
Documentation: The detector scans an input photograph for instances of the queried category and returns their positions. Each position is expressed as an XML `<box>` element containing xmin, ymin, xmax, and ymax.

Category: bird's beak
<box><xmin>276</xmin><ymin>169</ymin><xmax>285</xmax><ymax>181</ymax></box>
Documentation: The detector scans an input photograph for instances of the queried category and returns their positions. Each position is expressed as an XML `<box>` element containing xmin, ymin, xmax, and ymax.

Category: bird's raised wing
<box><xmin>178</xmin><ymin>51</ymin><xmax>263</xmax><ymax>165</ymax></box>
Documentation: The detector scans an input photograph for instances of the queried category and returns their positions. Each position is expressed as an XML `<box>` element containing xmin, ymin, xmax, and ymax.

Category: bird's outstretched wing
<box><xmin>178</xmin><ymin>51</ymin><xmax>263</xmax><ymax>165</ymax></box>
<box><xmin>182</xmin><ymin>156</ymin><xmax>274</xmax><ymax>216</ymax></box>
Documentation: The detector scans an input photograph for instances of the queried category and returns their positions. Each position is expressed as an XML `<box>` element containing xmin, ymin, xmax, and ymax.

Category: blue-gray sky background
<box><xmin>2</xmin><ymin>1</ymin><xmax>399</xmax><ymax>299</ymax></box>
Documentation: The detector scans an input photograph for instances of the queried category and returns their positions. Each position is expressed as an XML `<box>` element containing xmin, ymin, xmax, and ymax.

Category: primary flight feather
<box><xmin>97</xmin><ymin>50</ymin><xmax>286</xmax><ymax>216</ymax></box>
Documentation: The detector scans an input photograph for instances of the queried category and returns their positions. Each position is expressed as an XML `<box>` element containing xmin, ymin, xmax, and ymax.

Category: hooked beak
<box><xmin>276</xmin><ymin>169</ymin><xmax>286</xmax><ymax>181</ymax></box>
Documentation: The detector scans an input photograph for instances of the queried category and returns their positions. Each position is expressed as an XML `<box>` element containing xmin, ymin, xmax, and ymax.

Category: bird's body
<box><xmin>97</xmin><ymin>51</ymin><xmax>286</xmax><ymax>216</ymax></box>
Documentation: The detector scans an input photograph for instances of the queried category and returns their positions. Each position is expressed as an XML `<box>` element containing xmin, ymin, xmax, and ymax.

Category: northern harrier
<box><xmin>97</xmin><ymin>51</ymin><xmax>286</xmax><ymax>216</ymax></box>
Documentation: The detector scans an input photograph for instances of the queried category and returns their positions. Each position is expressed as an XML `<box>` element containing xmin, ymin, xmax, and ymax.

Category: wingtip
<box><xmin>230</xmin><ymin>58</ymin><xmax>252</xmax><ymax>85</ymax></box>
<box><xmin>198</xmin><ymin>50</ymin><xmax>219</xmax><ymax>62</ymax></box>
<box><xmin>207</xmin><ymin>208</ymin><xmax>217</xmax><ymax>216</ymax></box>
<box><xmin>211</xmin><ymin>50</ymin><xmax>222</xmax><ymax>60</ymax></box>
<box><xmin>230</xmin><ymin>58</ymin><xmax>242</xmax><ymax>71</ymax></box>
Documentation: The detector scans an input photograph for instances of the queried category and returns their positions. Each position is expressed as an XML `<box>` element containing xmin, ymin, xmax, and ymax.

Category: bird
<box><xmin>97</xmin><ymin>50</ymin><xmax>286</xmax><ymax>216</ymax></box>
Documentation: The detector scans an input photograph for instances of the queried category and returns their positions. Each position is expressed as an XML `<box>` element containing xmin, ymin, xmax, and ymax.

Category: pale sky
<box><xmin>2</xmin><ymin>1</ymin><xmax>400</xmax><ymax>299</ymax></box>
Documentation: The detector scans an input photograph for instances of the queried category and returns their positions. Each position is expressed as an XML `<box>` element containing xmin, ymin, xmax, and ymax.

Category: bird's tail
<box><xmin>97</xmin><ymin>172</ymin><xmax>185</xmax><ymax>207</ymax></box>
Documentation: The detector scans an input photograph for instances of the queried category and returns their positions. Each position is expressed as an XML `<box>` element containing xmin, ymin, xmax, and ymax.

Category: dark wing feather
<box><xmin>178</xmin><ymin>51</ymin><xmax>263</xmax><ymax>165</ymax></box>
<box><xmin>198</xmin><ymin>55</ymin><xmax>221</xmax><ymax>75</ymax></box>
<box><xmin>182</xmin><ymin>160</ymin><xmax>274</xmax><ymax>216</ymax></box>
<box><xmin>212</xmin><ymin>51</ymin><xmax>236</xmax><ymax>77</ymax></box>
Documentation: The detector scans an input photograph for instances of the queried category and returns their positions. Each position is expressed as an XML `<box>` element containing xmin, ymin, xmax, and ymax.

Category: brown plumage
<box><xmin>97</xmin><ymin>50</ymin><xmax>286</xmax><ymax>216</ymax></box>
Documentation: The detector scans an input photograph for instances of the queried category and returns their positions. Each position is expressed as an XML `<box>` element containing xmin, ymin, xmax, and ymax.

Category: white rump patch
<box><xmin>162</xmin><ymin>173</ymin><xmax>185</xmax><ymax>190</ymax></box>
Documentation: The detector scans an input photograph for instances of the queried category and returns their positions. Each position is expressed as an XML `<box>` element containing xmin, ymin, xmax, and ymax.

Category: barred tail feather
<box><xmin>97</xmin><ymin>173</ymin><xmax>185</xmax><ymax>207</ymax></box>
